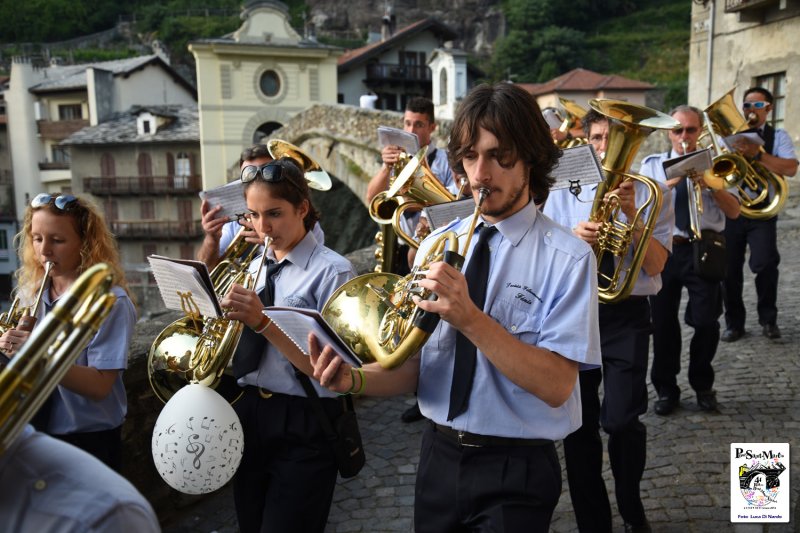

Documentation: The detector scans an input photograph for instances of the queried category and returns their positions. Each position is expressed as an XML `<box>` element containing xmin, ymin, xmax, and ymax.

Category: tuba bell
<box><xmin>588</xmin><ymin>99</ymin><xmax>678</xmax><ymax>303</ymax></box>
<box><xmin>701</xmin><ymin>88</ymin><xmax>788</xmax><ymax>219</ymax></box>
<box><xmin>322</xmin><ymin>189</ymin><xmax>488</xmax><ymax>369</ymax></box>
<box><xmin>1</xmin><ymin>264</ymin><xmax>117</xmax><ymax>454</ymax></box>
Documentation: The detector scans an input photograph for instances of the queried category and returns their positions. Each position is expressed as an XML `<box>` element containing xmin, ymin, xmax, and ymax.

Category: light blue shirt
<box><xmin>37</xmin><ymin>285</ymin><xmax>135</xmax><ymax>435</ymax></box>
<box><xmin>543</xmin><ymin>179</ymin><xmax>674</xmax><ymax>296</ymax></box>
<box><xmin>416</xmin><ymin>200</ymin><xmax>602</xmax><ymax>440</ymax></box>
<box><xmin>639</xmin><ymin>150</ymin><xmax>729</xmax><ymax>237</ymax></box>
<box><xmin>770</xmin><ymin>128</ymin><xmax>797</xmax><ymax>160</ymax></box>
<box><xmin>0</xmin><ymin>425</ymin><xmax>160</xmax><ymax>532</ymax></box>
<box><xmin>219</xmin><ymin>220</ymin><xmax>325</xmax><ymax>255</ymax></box>
<box><xmin>239</xmin><ymin>231</ymin><xmax>356</xmax><ymax>397</ymax></box>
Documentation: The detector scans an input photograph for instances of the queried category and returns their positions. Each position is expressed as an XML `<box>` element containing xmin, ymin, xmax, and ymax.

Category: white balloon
<box><xmin>151</xmin><ymin>383</ymin><xmax>244</xmax><ymax>494</ymax></box>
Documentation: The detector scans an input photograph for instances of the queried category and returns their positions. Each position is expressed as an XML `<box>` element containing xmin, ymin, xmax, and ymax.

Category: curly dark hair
<box><xmin>448</xmin><ymin>83</ymin><xmax>560</xmax><ymax>205</ymax></box>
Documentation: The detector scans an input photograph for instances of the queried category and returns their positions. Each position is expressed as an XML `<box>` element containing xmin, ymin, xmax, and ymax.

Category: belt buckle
<box><xmin>258</xmin><ymin>387</ymin><xmax>273</xmax><ymax>399</ymax></box>
<box><xmin>457</xmin><ymin>430</ymin><xmax>482</xmax><ymax>448</ymax></box>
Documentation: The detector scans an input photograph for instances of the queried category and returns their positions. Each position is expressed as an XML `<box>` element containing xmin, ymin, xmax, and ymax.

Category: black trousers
<box><xmin>564</xmin><ymin>298</ymin><xmax>651</xmax><ymax>531</ymax></box>
<box><xmin>232</xmin><ymin>387</ymin><xmax>341</xmax><ymax>533</ymax></box>
<box><xmin>650</xmin><ymin>241</ymin><xmax>722</xmax><ymax>398</ymax></box>
<box><xmin>723</xmin><ymin>215</ymin><xmax>780</xmax><ymax>329</ymax></box>
<box><xmin>52</xmin><ymin>425</ymin><xmax>123</xmax><ymax>472</ymax></box>
<box><xmin>415</xmin><ymin>423</ymin><xmax>561</xmax><ymax>533</ymax></box>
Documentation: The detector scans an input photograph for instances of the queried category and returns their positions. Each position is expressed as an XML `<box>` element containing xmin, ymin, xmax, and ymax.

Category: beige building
<box><xmin>189</xmin><ymin>0</ymin><xmax>341</xmax><ymax>189</ymax></box>
<box><xmin>689</xmin><ymin>0</ymin><xmax>799</xmax><ymax>138</ymax></box>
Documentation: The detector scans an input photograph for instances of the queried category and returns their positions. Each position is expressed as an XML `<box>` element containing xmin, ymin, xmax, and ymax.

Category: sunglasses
<box><xmin>743</xmin><ymin>101</ymin><xmax>768</xmax><ymax>110</ymax></box>
<box><xmin>31</xmin><ymin>193</ymin><xmax>78</xmax><ymax>210</ymax></box>
<box><xmin>671</xmin><ymin>126</ymin><xmax>699</xmax><ymax>135</ymax></box>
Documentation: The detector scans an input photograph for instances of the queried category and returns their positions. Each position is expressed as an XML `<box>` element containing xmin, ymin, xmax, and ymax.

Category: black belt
<box><xmin>243</xmin><ymin>385</ymin><xmax>339</xmax><ymax>405</ymax></box>
<box><xmin>673</xmin><ymin>235</ymin><xmax>691</xmax><ymax>245</ymax></box>
<box><xmin>431</xmin><ymin>422</ymin><xmax>551</xmax><ymax>448</ymax></box>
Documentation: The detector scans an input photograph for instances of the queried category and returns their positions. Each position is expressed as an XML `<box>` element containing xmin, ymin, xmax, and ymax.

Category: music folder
<box><xmin>147</xmin><ymin>255</ymin><xmax>222</xmax><ymax>317</ymax></box>
<box><xmin>662</xmin><ymin>148</ymin><xmax>713</xmax><ymax>181</ymax></box>
<box><xmin>262</xmin><ymin>307</ymin><xmax>363</xmax><ymax>368</ymax></box>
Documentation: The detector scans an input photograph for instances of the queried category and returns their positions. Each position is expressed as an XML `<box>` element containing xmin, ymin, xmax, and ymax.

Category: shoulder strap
<box><xmin>427</xmin><ymin>147</ymin><xmax>437</xmax><ymax>167</ymax></box>
<box><xmin>293</xmin><ymin>366</ymin><xmax>350</xmax><ymax>441</ymax></box>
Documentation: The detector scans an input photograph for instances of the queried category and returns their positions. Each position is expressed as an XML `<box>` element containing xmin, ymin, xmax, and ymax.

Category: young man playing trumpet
<box><xmin>543</xmin><ymin>109</ymin><xmax>674</xmax><ymax>533</ymax></box>
<box><xmin>309</xmin><ymin>83</ymin><xmax>601</xmax><ymax>532</ymax></box>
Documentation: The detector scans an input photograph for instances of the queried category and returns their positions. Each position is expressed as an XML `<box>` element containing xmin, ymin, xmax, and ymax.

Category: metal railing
<box><xmin>83</xmin><ymin>175</ymin><xmax>202</xmax><ymax>195</ymax></box>
<box><xmin>365</xmin><ymin>63</ymin><xmax>431</xmax><ymax>82</ymax></box>
<box><xmin>110</xmin><ymin>220</ymin><xmax>203</xmax><ymax>239</ymax></box>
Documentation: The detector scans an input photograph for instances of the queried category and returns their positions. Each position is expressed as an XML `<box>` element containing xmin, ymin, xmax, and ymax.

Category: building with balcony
<box><xmin>63</xmin><ymin>105</ymin><xmax>202</xmax><ymax>282</ymax></box>
<box><xmin>3</xmin><ymin>54</ymin><xmax>197</xmax><ymax>221</ymax></box>
<box><xmin>189</xmin><ymin>0</ymin><xmax>342</xmax><ymax>190</ymax></box>
<box><xmin>337</xmin><ymin>17</ymin><xmax>463</xmax><ymax>112</ymax></box>
<box><xmin>688</xmin><ymin>0</ymin><xmax>799</xmax><ymax>138</ymax></box>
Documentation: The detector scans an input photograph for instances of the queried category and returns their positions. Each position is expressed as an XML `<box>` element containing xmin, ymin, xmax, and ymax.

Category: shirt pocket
<box><xmin>488</xmin><ymin>298</ymin><xmax>543</xmax><ymax>346</ymax></box>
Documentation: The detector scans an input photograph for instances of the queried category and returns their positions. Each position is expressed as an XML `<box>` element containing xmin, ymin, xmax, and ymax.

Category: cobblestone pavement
<box><xmin>163</xmin><ymin>189</ymin><xmax>800</xmax><ymax>533</ymax></box>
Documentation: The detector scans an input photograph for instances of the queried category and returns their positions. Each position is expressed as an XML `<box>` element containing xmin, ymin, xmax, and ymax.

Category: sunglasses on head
<box><xmin>671</xmin><ymin>126</ymin><xmax>699</xmax><ymax>135</ymax></box>
<box><xmin>743</xmin><ymin>101</ymin><xmax>768</xmax><ymax>110</ymax></box>
<box><xmin>31</xmin><ymin>193</ymin><xmax>78</xmax><ymax>210</ymax></box>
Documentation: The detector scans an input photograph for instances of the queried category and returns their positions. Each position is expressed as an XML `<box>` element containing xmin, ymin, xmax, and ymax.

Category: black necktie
<box><xmin>674</xmin><ymin>175</ymin><xmax>689</xmax><ymax>231</ymax></box>
<box><xmin>232</xmin><ymin>259</ymin><xmax>286</xmax><ymax>378</ymax></box>
<box><xmin>447</xmin><ymin>225</ymin><xmax>497</xmax><ymax>421</ymax></box>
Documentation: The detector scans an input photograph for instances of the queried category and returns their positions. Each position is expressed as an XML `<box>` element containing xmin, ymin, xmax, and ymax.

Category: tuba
<box><xmin>555</xmin><ymin>97</ymin><xmax>589</xmax><ymax>148</ymax></box>
<box><xmin>322</xmin><ymin>189</ymin><xmax>489</xmax><ymax>369</ymax></box>
<box><xmin>1</xmin><ymin>264</ymin><xmax>117</xmax><ymax>454</ymax></box>
<box><xmin>701</xmin><ymin>89</ymin><xmax>788</xmax><ymax>219</ymax></box>
<box><xmin>148</xmin><ymin>140</ymin><xmax>333</xmax><ymax>403</ymax></box>
<box><xmin>0</xmin><ymin>261</ymin><xmax>54</xmax><ymax>335</ymax></box>
<box><xmin>588</xmin><ymin>99</ymin><xmax>678</xmax><ymax>304</ymax></box>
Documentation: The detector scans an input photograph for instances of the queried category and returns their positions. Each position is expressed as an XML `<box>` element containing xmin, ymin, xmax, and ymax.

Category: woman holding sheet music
<box><xmin>220</xmin><ymin>157</ymin><xmax>357</xmax><ymax>533</ymax></box>
<box><xmin>0</xmin><ymin>193</ymin><xmax>136</xmax><ymax>470</ymax></box>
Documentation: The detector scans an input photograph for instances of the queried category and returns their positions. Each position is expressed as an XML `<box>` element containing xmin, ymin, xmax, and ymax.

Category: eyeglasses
<box><xmin>240</xmin><ymin>162</ymin><xmax>304</xmax><ymax>191</ymax></box>
<box><xmin>743</xmin><ymin>101</ymin><xmax>768</xmax><ymax>110</ymax></box>
<box><xmin>31</xmin><ymin>193</ymin><xmax>78</xmax><ymax>210</ymax></box>
<box><xmin>671</xmin><ymin>126</ymin><xmax>699</xmax><ymax>135</ymax></box>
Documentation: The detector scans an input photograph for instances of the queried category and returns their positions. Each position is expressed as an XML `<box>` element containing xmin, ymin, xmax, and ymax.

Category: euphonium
<box><xmin>147</xmin><ymin>239</ymin><xmax>271</xmax><ymax>404</ymax></box>
<box><xmin>555</xmin><ymin>97</ymin><xmax>589</xmax><ymax>148</ymax></box>
<box><xmin>701</xmin><ymin>88</ymin><xmax>788</xmax><ymax>219</ymax></box>
<box><xmin>588</xmin><ymin>99</ymin><xmax>678</xmax><ymax>303</ymax></box>
<box><xmin>322</xmin><ymin>188</ymin><xmax>489</xmax><ymax>369</ymax></box>
<box><xmin>1</xmin><ymin>263</ymin><xmax>116</xmax><ymax>454</ymax></box>
<box><xmin>0</xmin><ymin>261</ymin><xmax>54</xmax><ymax>336</ymax></box>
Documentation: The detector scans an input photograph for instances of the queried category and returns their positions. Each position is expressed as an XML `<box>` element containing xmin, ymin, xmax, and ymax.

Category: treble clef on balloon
<box><xmin>151</xmin><ymin>384</ymin><xmax>244</xmax><ymax>495</ymax></box>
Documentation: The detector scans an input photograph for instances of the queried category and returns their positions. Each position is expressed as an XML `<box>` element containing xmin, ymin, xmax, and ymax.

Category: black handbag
<box><xmin>294</xmin><ymin>368</ymin><xmax>366</xmax><ymax>479</ymax></box>
<box><xmin>692</xmin><ymin>229</ymin><xmax>727</xmax><ymax>282</ymax></box>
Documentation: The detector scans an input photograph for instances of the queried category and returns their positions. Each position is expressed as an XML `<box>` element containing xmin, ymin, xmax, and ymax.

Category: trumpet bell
<box><xmin>267</xmin><ymin>139</ymin><xmax>332</xmax><ymax>191</ymax></box>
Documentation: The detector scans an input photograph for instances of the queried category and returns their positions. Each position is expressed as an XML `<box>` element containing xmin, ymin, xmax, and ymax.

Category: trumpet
<box><xmin>680</xmin><ymin>142</ymin><xmax>704</xmax><ymax>241</ymax></box>
<box><xmin>1</xmin><ymin>264</ymin><xmax>116</xmax><ymax>454</ymax></box>
<box><xmin>0</xmin><ymin>261</ymin><xmax>54</xmax><ymax>336</ymax></box>
<box><xmin>322</xmin><ymin>188</ymin><xmax>489</xmax><ymax>369</ymax></box>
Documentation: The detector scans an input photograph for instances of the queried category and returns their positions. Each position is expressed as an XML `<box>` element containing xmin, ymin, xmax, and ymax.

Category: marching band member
<box><xmin>0</xmin><ymin>194</ymin><xmax>136</xmax><ymax>470</ymax></box>
<box><xmin>640</xmin><ymin>106</ymin><xmax>740</xmax><ymax>416</ymax></box>
<box><xmin>543</xmin><ymin>109</ymin><xmax>674</xmax><ymax>533</ymax></box>
<box><xmin>722</xmin><ymin>87</ymin><xmax>798</xmax><ymax>342</ymax></box>
<box><xmin>310</xmin><ymin>83</ymin><xmax>600</xmax><ymax>532</ymax></box>
<box><xmin>220</xmin><ymin>157</ymin><xmax>356</xmax><ymax>533</ymax></box>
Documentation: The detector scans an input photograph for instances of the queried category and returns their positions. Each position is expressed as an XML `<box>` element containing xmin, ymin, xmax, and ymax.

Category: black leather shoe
<box><xmin>653</xmin><ymin>396</ymin><xmax>678</xmax><ymax>416</ymax></box>
<box><xmin>401</xmin><ymin>402</ymin><xmax>424</xmax><ymax>423</ymax></box>
<box><xmin>624</xmin><ymin>521</ymin><xmax>652</xmax><ymax>533</ymax></box>
<box><xmin>696</xmin><ymin>390</ymin><xmax>718</xmax><ymax>411</ymax></box>
<box><xmin>762</xmin><ymin>323</ymin><xmax>781</xmax><ymax>339</ymax></box>
<box><xmin>721</xmin><ymin>328</ymin><xmax>744</xmax><ymax>342</ymax></box>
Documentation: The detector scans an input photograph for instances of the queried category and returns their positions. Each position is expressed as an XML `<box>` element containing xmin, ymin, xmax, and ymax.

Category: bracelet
<box><xmin>338</xmin><ymin>367</ymin><xmax>358</xmax><ymax>396</ymax></box>
<box><xmin>251</xmin><ymin>315</ymin><xmax>271</xmax><ymax>335</ymax></box>
<box><xmin>352</xmin><ymin>367</ymin><xmax>366</xmax><ymax>395</ymax></box>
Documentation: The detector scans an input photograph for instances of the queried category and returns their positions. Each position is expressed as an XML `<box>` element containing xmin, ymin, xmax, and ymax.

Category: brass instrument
<box><xmin>267</xmin><ymin>139</ymin><xmax>332</xmax><ymax>191</ymax></box>
<box><xmin>1</xmin><ymin>264</ymin><xmax>116</xmax><ymax>454</ymax></box>
<box><xmin>681</xmin><ymin>141</ymin><xmax>704</xmax><ymax>241</ymax></box>
<box><xmin>555</xmin><ymin>97</ymin><xmax>588</xmax><ymax>148</ymax></box>
<box><xmin>148</xmin><ymin>238</ymin><xmax>271</xmax><ymax>404</ymax></box>
<box><xmin>588</xmin><ymin>99</ymin><xmax>679</xmax><ymax>303</ymax></box>
<box><xmin>0</xmin><ymin>261</ymin><xmax>54</xmax><ymax>335</ymax></box>
<box><xmin>322</xmin><ymin>188</ymin><xmax>489</xmax><ymax>369</ymax></box>
<box><xmin>701</xmin><ymin>89</ymin><xmax>788</xmax><ymax>219</ymax></box>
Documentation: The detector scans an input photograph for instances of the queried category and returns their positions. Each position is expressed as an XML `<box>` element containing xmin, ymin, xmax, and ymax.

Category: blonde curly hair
<box><xmin>13</xmin><ymin>194</ymin><xmax>134</xmax><ymax>306</ymax></box>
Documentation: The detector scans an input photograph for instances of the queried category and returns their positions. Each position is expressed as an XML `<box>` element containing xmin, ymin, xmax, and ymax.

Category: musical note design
<box><xmin>185</xmin><ymin>433</ymin><xmax>205</xmax><ymax>470</ymax></box>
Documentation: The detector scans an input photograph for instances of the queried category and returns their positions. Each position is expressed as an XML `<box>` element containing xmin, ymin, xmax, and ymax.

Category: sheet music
<box><xmin>377</xmin><ymin>126</ymin><xmax>419</xmax><ymax>154</ymax></box>
<box><xmin>662</xmin><ymin>148</ymin><xmax>713</xmax><ymax>180</ymax></box>
<box><xmin>551</xmin><ymin>144</ymin><xmax>604</xmax><ymax>191</ymax></box>
<box><xmin>198</xmin><ymin>181</ymin><xmax>249</xmax><ymax>221</ymax></box>
<box><xmin>423</xmin><ymin>198</ymin><xmax>476</xmax><ymax>231</ymax></box>
<box><xmin>263</xmin><ymin>307</ymin><xmax>363</xmax><ymax>367</ymax></box>
<box><xmin>724</xmin><ymin>131</ymin><xmax>764</xmax><ymax>148</ymax></box>
<box><xmin>148</xmin><ymin>255</ymin><xmax>222</xmax><ymax>317</ymax></box>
